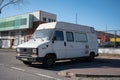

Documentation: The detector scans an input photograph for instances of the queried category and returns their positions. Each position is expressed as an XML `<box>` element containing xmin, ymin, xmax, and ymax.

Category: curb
<box><xmin>58</xmin><ymin>71</ymin><xmax>120</xmax><ymax>78</ymax></box>
<box><xmin>58</xmin><ymin>71</ymin><xmax>75</xmax><ymax>77</ymax></box>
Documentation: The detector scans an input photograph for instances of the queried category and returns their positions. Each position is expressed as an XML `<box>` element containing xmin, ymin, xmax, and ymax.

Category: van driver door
<box><xmin>52</xmin><ymin>30</ymin><xmax>67</xmax><ymax>59</ymax></box>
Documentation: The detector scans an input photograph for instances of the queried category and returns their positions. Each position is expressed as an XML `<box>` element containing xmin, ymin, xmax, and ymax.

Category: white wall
<box><xmin>1</xmin><ymin>40</ymin><xmax>10</xmax><ymax>48</ymax></box>
<box><xmin>40</xmin><ymin>11</ymin><xmax>56</xmax><ymax>22</ymax></box>
<box><xmin>29</xmin><ymin>10</ymin><xmax>57</xmax><ymax>22</ymax></box>
<box><xmin>99</xmin><ymin>48</ymin><xmax>120</xmax><ymax>54</ymax></box>
<box><xmin>30</xmin><ymin>11</ymin><xmax>40</xmax><ymax>21</ymax></box>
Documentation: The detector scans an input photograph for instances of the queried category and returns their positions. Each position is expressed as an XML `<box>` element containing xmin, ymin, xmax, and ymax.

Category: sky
<box><xmin>0</xmin><ymin>0</ymin><xmax>120</xmax><ymax>31</ymax></box>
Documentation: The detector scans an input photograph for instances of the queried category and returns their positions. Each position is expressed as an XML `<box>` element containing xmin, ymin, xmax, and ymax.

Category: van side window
<box><xmin>66</xmin><ymin>32</ymin><xmax>74</xmax><ymax>42</ymax></box>
<box><xmin>53</xmin><ymin>31</ymin><xmax>64</xmax><ymax>41</ymax></box>
<box><xmin>75</xmin><ymin>32</ymin><xmax>87</xmax><ymax>42</ymax></box>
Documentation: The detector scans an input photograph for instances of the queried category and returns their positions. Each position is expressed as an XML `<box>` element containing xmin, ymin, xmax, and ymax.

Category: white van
<box><xmin>16</xmin><ymin>22</ymin><xmax>98</xmax><ymax>67</ymax></box>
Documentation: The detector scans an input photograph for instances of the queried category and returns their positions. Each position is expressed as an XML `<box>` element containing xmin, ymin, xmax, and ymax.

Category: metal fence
<box><xmin>97</xmin><ymin>30</ymin><xmax>120</xmax><ymax>48</ymax></box>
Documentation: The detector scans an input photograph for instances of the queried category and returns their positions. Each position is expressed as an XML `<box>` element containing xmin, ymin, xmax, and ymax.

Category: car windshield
<box><xmin>31</xmin><ymin>29</ymin><xmax>53</xmax><ymax>40</ymax></box>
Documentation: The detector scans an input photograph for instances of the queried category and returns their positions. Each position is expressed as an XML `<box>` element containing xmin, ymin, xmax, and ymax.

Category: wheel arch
<box><xmin>89</xmin><ymin>51</ymin><xmax>95</xmax><ymax>57</ymax></box>
<box><xmin>44</xmin><ymin>53</ymin><xmax>57</xmax><ymax>60</ymax></box>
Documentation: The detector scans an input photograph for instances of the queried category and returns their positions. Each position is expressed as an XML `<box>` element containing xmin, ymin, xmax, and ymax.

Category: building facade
<box><xmin>0</xmin><ymin>10</ymin><xmax>56</xmax><ymax>48</ymax></box>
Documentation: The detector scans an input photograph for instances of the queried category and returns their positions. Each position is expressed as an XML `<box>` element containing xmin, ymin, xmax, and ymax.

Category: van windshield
<box><xmin>31</xmin><ymin>29</ymin><xmax>53</xmax><ymax>40</ymax></box>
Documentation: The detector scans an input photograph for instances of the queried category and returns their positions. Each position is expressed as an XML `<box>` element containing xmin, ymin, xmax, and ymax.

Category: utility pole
<box><xmin>76</xmin><ymin>13</ymin><xmax>77</xmax><ymax>24</ymax></box>
<box><xmin>106</xmin><ymin>24</ymin><xmax>108</xmax><ymax>32</ymax></box>
<box><xmin>105</xmin><ymin>24</ymin><xmax>108</xmax><ymax>38</ymax></box>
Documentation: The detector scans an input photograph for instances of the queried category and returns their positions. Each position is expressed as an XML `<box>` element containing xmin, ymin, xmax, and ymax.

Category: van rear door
<box><xmin>65</xmin><ymin>32</ymin><xmax>89</xmax><ymax>58</ymax></box>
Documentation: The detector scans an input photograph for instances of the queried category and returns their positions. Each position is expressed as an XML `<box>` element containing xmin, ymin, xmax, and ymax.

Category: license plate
<box><xmin>21</xmin><ymin>58</ymin><xmax>27</xmax><ymax>61</ymax></box>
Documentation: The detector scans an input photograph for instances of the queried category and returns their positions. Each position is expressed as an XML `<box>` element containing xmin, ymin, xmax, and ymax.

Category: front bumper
<box><xmin>16</xmin><ymin>56</ymin><xmax>43</xmax><ymax>62</ymax></box>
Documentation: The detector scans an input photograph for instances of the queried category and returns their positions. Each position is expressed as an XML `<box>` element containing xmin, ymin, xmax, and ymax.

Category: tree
<box><xmin>0</xmin><ymin>0</ymin><xmax>23</xmax><ymax>14</ymax></box>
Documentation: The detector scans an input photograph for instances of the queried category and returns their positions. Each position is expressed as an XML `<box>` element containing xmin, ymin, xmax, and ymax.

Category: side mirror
<box><xmin>52</xmin><ymin>39</ymin><xmax>54</xmax><ymax>43</ymax></box>
<box><xmin>52</xmin><ymin>36</ymin><xmax>56</xmax><ymax>43</ymax></box>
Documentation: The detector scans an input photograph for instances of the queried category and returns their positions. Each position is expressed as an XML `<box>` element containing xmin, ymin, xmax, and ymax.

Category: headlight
<box><xmin>32</xmin><ymin>48</ymin><xmax>37</xmax><ymax>53</ymax></box>
<box><xmin>32</xmin><ymin>48</ymin><xmax>38</xmax><ymax>57</ymax></box>
<box><xmin>16</xmin><ymin>48</ymin><xmax>20</xmax><ymax>53</ymax></box>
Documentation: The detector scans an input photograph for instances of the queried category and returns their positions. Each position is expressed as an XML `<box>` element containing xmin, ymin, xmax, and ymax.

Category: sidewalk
<box><xmin>58</xmin><ymin>67</ymin><xmax>120</xmax><ymax>77</ymax></box>
<box><xmin>0</xmin><ymin>48</ymin><xmax>16</xmax><ymax>52</ymax></box>
<box><xmin>58</xmin><ymin>56</ymin><xmax>120</xmax><ymax>78</ymax></box>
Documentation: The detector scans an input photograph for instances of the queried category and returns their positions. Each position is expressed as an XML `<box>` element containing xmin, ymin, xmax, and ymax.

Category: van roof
<box><xmin>37</xmin><ymin>22</ymin><xmax>94</xmax><ymax>33</ymax></box>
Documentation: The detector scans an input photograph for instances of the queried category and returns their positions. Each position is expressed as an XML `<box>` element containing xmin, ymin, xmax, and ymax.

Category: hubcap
<box><xmin>47</xmin><ymin>58</ymin><xmax>53</xmax><ymax>66</ymax></box>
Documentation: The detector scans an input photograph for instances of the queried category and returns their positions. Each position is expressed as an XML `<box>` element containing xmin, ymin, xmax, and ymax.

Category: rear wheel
<box><xmin>42</xmin><ymin>55</ymin><xmax>55</xmax><ymax>68</ymax></box>
<box><xmin>88</xmin><ymin>53</ymin><xmax>95</xmax><ymax>62</ymax></box>
<box><xmin>23</xmin><ymin>61</ymin><xmax>32</xmax><ymax>65</ymax></box>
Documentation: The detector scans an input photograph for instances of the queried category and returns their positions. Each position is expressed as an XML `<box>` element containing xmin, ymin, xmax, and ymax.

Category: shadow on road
<box><xmin>29</xmin><ymin>58</ymin><xmax>120</xmax><ymax>71</ymax></box>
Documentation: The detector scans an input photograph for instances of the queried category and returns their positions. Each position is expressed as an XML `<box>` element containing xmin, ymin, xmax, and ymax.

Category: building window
<box><xmin>66</xmin><ymin>32</ymin><xmax>74</xmax><ymax>42</ymax></box>
<box><xmin>53</xmin><ymin>31</ymin><xmax>64</xmax><ymax>41</ymax></box>
<box><xmin>22</xmin><ymin>31</ymin><xmax>27</xmax><ymax>36</ymax></box>
<box><xmin>21</xmin><ymin>18</ymin><xmax>27</xmax><ymax>25</ymax></box>
<box><xmin>0</xmin><ymin>18</ymin><xmax>27</xmax><ymax>28</ymax></box>
<box><xmin>48</xmin><ymin>18</ymin><xmax>51</xmax><ymax>22</ymax></box>
<box><xmin>1</xmin><ymin>31</ymin><xmax>9</xmax><ymax>37</ymax></box>
<box><xmin>10</xmin><ymin>32</ymin><xmax>15</xmax><ymax>37</ymax></box>
<box><xmin>43</xmin><ymin>17</ymin><xmax>47</xmax><ymax>22</ymax></box>
<box><xmin>54</xmin><ymin>19</ymin><xmax>56</xmax><ymax>22</ymax></box>
<box><xmin>51</xmin><ymin>19</ymin><xmax>53</xmax><ymax>22</ymax></box>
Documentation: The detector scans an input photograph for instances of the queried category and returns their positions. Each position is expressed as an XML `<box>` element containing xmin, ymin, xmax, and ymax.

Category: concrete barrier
<box><xmin>99</xmin><ymin>48</ymin><xmax>120</xmax><ymax>54</ymax></box>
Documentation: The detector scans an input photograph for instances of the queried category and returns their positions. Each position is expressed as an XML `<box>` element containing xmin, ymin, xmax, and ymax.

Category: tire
<box><xmin>88</xmin><ymin>53</ymin><xmax>95</xmax><ymax>62</ymax></box>
<box><xmin>42</xmin><ymin>55</ymin><xmax>55</xmax><ymax>68</ymax></box>
<box><xmin>23</xmin><ymin>61</ymin><xmax>32</xmax><ymax>65</ymax></box>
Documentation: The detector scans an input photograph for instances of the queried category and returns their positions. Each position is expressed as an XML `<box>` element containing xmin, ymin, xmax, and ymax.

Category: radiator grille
<box><xmin>20</xmin><ymin>48</ymin><xmax>32</xmax><ymax>55</ymax></box>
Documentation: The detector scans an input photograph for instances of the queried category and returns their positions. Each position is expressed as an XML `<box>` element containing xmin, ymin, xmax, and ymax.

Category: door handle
<box><xmin>64</xmin><ymin>42</ymin><xmax>66</xmax><ymax>46</ymax></box>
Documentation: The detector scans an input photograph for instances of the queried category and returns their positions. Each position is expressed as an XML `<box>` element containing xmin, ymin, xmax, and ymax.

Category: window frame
<box><xmin>48</xmin><ymin>18</ymin><xmax>51</xmax><ymax>22</ymax></box>
<box><xmin>75</xmin><ymin>32</ymin><xmax>88</xmax><ymax>42</ymax></box>
<box><xmin>66</xmin><ymin>32</ymin><xmax>74</xmax><ymax>42</ymax></box>
<box><xmin>43</xmin><ymin>17</ymin><xmax>47</xmax><ymax>22</ymax></box>
<box><xmin>52</xmin><ymin>30</ymin><xmax>64</xmax><ymax>41</ymax></box>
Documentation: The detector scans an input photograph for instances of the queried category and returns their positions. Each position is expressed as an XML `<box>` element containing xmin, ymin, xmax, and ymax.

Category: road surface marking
<box><xmin>36</xmin><ymin>73</ymin><xmax>61</xmax><ymax>80</ymax></box>
<box><xmin>11</xmin><ymin>67</ymin><xmax>25</xmax><ymax>72</ymax></box>
<box><xmin>10</xmin><ymin>66</ymin><xmax>61</xmax><ymax>80</ymax></box>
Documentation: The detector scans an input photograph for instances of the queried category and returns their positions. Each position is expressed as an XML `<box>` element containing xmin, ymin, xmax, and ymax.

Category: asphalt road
<box><xmin>0</xmin><ymin>50</ymin><xmax>70</xmax><ymax>80</ymax></box>
<box><xmin>0</xmin><ymin>49</ymin><xmax>120</xmax><ymax>80</ymax></box>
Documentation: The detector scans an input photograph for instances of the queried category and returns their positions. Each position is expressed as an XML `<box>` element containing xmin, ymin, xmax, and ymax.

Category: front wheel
<box><xmin>42</xmin><ymin>55</ymin><xmax>55</xmax><ymax>68</ymax></box>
